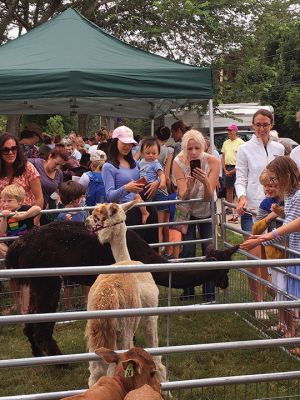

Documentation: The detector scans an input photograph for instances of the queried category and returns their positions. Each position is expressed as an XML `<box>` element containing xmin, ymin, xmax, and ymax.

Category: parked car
<box><xmin>214</xmin><ymin>130</ymin><xmax>254</xmax><ymax>153</ymax></box>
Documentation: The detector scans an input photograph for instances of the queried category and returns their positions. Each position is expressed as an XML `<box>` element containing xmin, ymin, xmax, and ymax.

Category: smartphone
<box><xmin>190</xmin><ymin>159</ymin><xmax>201</xmax><ymax>175</ymax></box>
<box><xmin>135</xmin><ymin>176</ymin><xmax>148</xmax><ymax>186</ymax></box>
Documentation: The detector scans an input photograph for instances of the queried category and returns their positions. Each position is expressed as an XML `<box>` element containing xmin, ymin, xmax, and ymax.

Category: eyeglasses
<box><xmin>0</xmin><ymin>146</ymin><xmax>18</xmax><ymax>155</ymax></box>
<box><xmin>253</xmin><ymin>123</ymin><xmax>271</xmax><ymax>129</ymax></box>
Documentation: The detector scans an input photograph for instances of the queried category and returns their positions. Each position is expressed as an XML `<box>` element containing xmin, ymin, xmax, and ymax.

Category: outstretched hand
<box><xmin>240</xmin><ymin>234</ymin><xmax>268</xmax><ymax>251</ymax></box>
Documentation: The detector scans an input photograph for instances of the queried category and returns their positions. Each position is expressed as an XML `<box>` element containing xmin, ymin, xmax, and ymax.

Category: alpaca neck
<box><xmin>110</xmin><ymin>225</ymin><xmax>130</xmax><ymax>262</ymax></box>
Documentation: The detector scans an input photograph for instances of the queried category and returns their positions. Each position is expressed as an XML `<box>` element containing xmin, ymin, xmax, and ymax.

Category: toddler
<box><xmin>139</xmin><ymin>137</ymin><xmax>168</xmax><ymax>251</ymax></box>
<box><xmin>0</xmin><ymin>184</ymin><xmax>41</xmax><ymax>256</ymax></box>
<box><xmin>0</xmin><ymin>184</ymin><xmax>41</xmax><ymax>314</ymax></box>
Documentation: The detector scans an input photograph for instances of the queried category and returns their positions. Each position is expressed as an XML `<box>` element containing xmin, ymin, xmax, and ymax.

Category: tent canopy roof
<box><xmin>0</xmin><ymin>8</ymin><xmax>213</xmax><ymax>117</ymax></box>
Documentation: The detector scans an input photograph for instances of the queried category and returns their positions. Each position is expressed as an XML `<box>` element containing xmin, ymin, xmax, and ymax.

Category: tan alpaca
<box><xmin>85</xmin><ymin>201</ymin><xmax>166</xmax><ymax>389</ymax></box>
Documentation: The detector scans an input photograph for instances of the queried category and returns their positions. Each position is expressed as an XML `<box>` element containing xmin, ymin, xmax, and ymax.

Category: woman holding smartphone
<box><xmin>102</xmin><ymin>125</ymin><xmax>159</xmax><ymax>244</ymax></box>
<box><xmin>173</xmin><ymin>130</ymin><xmax>220</xmax><ymax>301</ymax></box>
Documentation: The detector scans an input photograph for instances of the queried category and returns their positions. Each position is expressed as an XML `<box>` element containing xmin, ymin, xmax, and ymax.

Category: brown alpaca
<box><xmin>85</xmin><ymin>201</ymin><xmax>166</xmax><ymax>388</ymax></box>
<box><xmin>61</xmin><ymin>347</ymin><xmax>161</xmax><ymax>400</ymax></box>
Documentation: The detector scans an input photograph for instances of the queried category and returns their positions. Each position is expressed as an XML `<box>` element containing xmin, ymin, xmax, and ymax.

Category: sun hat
<box><xmin>90</xmin><ymin>150</ymin><xmax>107</xmax><ymax>163</ymax></box>
<box><xmin>227</xmin><ymin>124</ymin><xmax>238</xmax><ymax>132</ymax></box>
<box><xmin>112</xmin><ymin>126</ymin><xmax>137</xmax><ymax>144</ymax></box>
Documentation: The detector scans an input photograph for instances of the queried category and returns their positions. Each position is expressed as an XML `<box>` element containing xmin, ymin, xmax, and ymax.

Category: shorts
<box><xmin>153</xmin><ymin>190</ymin><xmax>169</xmax><ymax>211</ymax></box>
<box><xmin>224</xmin><ymin>165</ymin><xmax>236</xmax><ymax>188</ymax></box>
<box><xmin>241</xmin><ymin>212</ymin><xmax>254</xmax><ymax>233</ymax></box>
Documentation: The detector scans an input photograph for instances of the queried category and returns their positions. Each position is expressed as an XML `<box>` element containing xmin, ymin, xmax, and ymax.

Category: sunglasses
<box><xmin>0</xmin><ymin>146</ymin><xmax>18</xmax><ymax>155</ymax></box>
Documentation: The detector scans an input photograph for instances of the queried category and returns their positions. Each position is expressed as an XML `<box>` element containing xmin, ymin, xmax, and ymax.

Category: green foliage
<box><xmin>45</xmin><ymin>115</ymin><xmax>65</xmax><ymax>136</ymax></box>
<box><xmin>1</xmin><ymin>1</ymin><xmax>300</xmax><ymax>138</ymax></box>
<box><xmin>0</xmin><ymin>115</ymin><xmax>7</xmax><ymax>131</ymax></box>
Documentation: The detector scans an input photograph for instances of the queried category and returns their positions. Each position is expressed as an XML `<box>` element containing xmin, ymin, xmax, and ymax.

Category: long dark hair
<box><xmin>108</xmin><ymin>138</ymin><xmax>136</xmax><ymax>169</ymax></box>
<box><xmin>0</xmin><ymin>133</ymin><xmax>27</xmax><ymax>178</ymax></box>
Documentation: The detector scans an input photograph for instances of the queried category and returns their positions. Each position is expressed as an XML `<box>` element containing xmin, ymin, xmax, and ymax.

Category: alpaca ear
<box><xmin>95</xmin><ymin>347</ymin><xmax>119</xmax><ymax>364</ymax></box>
<box><xmin>121</xmin><ymin>199</ymin><xmax>139</xmax><ymax>213</ymax></box>
<box><xmin>109</xmin><ymin>203</ymin><xmax>120</xmax><ymax>217</ymax></box>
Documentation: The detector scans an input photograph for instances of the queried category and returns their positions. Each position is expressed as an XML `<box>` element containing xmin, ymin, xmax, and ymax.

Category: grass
<box><xmin>1</xmin><ymin>229</ymin><xmax>300</xmax><ymax>399</ymax></box>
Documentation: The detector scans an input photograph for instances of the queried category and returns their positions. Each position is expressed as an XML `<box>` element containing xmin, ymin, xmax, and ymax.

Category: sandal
<box><xmin>289</xmin><ymin>347</ymin><xmax>300</xmax><ymax>356</ymax></box>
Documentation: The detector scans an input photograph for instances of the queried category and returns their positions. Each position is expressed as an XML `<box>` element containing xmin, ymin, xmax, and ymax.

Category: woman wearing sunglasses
<box><xmin>0</xmin><ymin>133</ymin><xmax>43</xmax><ymax>208</ymax></box>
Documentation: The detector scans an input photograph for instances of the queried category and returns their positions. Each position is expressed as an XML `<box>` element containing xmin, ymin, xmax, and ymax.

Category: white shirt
<box><xmin>290</xmin><ymin>145</ymin><xmax>300</xmax><ymax>171</ymax></box>
<box><xmin>72</xmin><ymin>149</ymin><xmax>82</xmax><ymax>161</ymax></box>
<box><xmin>88</xmin><ymin>145</ymin><xmax>99</xmax><ymax>154</ymax></box>
<box><xmin>235</xmin><ymin>136</ymin><xmax>284</xmax><ymax>210</ymax></box>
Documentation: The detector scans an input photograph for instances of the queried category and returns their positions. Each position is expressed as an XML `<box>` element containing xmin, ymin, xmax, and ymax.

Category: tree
<box><xmin>46</xmin><ymin>115</ymin><xmax>65</xmax><ymax>136</ymax></box>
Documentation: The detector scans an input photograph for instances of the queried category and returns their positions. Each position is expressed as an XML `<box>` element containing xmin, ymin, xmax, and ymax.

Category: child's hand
<box><xmin>271</xmin><ymin>203</ymin><xmax>284</xmax><ymax>217</ymax></box>
<box><xmin>66</xmin><ymin>214</ymin><xmax>72</xmax><ymax>221</ymax></box>
<box><xmin>0</xmin><ymin>210</ymin><xmax>14</xmax><ymax>218</ymax></box>
<box><xmin>240</xmin><ymin>236</ymin><xmax>263</xmax><ymax>251</ymax></box>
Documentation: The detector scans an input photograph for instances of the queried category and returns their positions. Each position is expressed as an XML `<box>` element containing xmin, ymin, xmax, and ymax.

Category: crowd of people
<box><xmin>1</xmin><ymin>110</ymin><xmax>300</xmax><ymax>345</ymax></box>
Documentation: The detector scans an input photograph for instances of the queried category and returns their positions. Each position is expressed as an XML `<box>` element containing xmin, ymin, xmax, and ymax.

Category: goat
<box><xmin>60</xmin><ymin>347</ymin><xmax>161</xmax><ymax>400</ymax></box>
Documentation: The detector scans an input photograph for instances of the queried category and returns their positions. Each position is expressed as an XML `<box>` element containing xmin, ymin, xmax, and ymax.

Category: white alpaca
<box><xmin>85</xmin><ymin>200</ymin><xmax>166</xmax><ymax>388</ymax></box>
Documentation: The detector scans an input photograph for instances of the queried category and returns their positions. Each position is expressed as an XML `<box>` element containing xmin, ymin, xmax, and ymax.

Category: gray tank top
<box><xmin>174</xmin><ymin>152</ymin><xmax>211</xmax><ymax>218</ymax></box>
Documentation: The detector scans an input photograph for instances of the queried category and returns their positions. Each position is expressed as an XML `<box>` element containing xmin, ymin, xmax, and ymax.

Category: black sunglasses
<box><xmin>1</xmin><ymin>146</ymin><xmax>18</xmax><ymax>155</ymax></box>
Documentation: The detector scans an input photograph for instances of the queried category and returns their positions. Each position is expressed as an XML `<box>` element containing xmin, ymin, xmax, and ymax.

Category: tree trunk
<box><xmin>78</xmin><ymin>114</ymin><xmax>89</xmax><ymax>135</ymax></box>
<box><xmin>6</xmin><ymin>115</ymin><xmax>21</xmax><ymax>136</ymax></box>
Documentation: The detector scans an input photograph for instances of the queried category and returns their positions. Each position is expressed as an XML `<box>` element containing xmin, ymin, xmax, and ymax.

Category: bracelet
<box><xmin>272</xmin><ymin>228</ymin><xmax>280</xmax><ymax>239</ymax></box>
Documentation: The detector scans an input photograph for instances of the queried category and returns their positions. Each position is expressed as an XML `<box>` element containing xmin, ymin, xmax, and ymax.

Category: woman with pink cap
<box><xmin>102</xmin><ymin>125</ymin><xmax>159</xmax><ymax>244</ymax></box>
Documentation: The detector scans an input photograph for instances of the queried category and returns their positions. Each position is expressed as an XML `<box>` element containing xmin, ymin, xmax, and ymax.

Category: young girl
<box><xmin>241</xmin><ymin>156</ymin><xmax>300</xmax><ymax>340</ymax></box>
<box><xmin>251</xmin><ymin>169</ymin><xmax>287</xmax><ymax>324</ymax></box>
<box><xmin>139</xmin><ymin>137</ymin><xmax>168</xmax><ymax>251</ymax></box>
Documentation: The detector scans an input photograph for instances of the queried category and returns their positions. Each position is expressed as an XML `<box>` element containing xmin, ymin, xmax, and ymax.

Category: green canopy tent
<box><xmin>0</xmin><ymin>8</ymin><xmax>213</xmax><ymax>119</ymax></box>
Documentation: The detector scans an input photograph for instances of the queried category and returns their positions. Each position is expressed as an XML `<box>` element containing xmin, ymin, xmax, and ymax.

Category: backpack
<box><xmin>86</xmin><ymin>171</ymin><xmax>107</xmax><ymax>206</ymax></box>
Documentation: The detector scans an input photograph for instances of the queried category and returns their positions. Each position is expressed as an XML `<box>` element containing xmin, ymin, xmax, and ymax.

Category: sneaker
<box><xmin>269</xmin><ymin>323</ymin><xmax>287</xmax><ymax>333</ymax></box>
<box><xmin>228</xmin><ymin>216</ymin><xmax>239</xmax><ymax>224</ymax></box>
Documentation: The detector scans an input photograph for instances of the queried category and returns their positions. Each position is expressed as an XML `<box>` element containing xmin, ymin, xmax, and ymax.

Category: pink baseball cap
<box><xmin>112</xmin><ymin>126</ymin><xmax>137</xmax><ymax>144</ymax></box>
<box><xmin>227</xmin><ymin>124</ymin><xmax>238</xmax><ymax>132</ymax></box>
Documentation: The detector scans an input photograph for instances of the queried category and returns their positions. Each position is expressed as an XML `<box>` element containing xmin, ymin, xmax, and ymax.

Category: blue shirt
<box><xmin>56</xmin><ymin>211</ymin><xmax>87</xmax><ymax>222</ymax></box>
<box><xmin>102</xmin><ymin>162</ymin><xmax>140</xmax><ymax>203</ymax></box>
<box><xmin>139</xmin><ymin>159</ymin><xmax>163</xmax><ymax>183</ymax></box>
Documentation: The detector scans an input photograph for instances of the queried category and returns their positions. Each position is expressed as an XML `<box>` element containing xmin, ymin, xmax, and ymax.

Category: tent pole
<box><xmin>208</xmin><ymin>99</ymin><xmax>214</xmax><ymax>153</ymax></box>
<box><xmin>151</xmin><ymin>119</ymin><xmax>154</xmax><ymax>136</ymax></box>
<box><xmin>208</xmin><ymin>99</ymin><xmax>217</xmax><ymax>248</ymax></box>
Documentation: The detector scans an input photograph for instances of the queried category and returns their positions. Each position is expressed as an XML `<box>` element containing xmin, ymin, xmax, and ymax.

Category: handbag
<box><xmin>173</xmin><ymin>203</ymin><xmax>190</xmax><ymax>235</ymax></box>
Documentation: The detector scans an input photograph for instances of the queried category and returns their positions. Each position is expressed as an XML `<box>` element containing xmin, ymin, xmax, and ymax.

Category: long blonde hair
<box><xmin>181</xmin><ymin>129</ymin><xmax>206</xmax><ymax>160</ymax></box>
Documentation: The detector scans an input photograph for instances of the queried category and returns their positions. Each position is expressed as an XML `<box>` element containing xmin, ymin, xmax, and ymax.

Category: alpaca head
<box><xmin>86</xmin><ymin>199</ymin><xmax>138</xmax><ymax>245</ymax></box>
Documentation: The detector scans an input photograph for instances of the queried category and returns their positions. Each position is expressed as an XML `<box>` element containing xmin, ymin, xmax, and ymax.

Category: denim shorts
<box><xmin>153</xmin><ymin>189</ymin><xmax>169</xmax><ymax>211</ymax></box>
<box><xmin>241</xmin><ymin>213</ymin><xmax>254</xmax><ymax>232</ymax></box>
